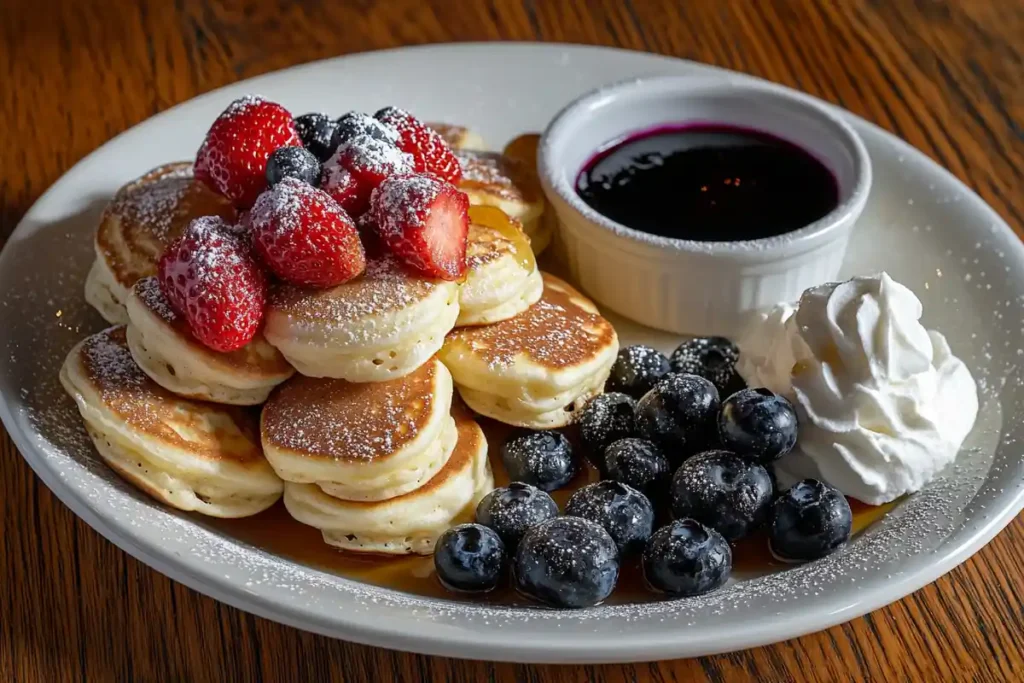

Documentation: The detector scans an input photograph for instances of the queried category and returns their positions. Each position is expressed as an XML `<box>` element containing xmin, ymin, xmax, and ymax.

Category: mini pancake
<box><xmin>85</xmin><ymin>162</ymin><xmax>236</xmax><ymax>324</ymax></box>
<box><xmin>454</xmin><ymin>149</ymin><xmax>549</xmax><ymax>255</ymax></box>
<box><xmin>59</xmin><ymin>326</ymin><xmax>283</xmax><ymax>518</ymax></box>
<box><xmin>125</xmin><ymin>276</ymin><xmax>294</xmax><ymax>405</ymax></box>
<box><xmin>502</xmin><ymin>133</ymin><xmax>555</xmax><ymax>256</ymax></box>
<box><xmin>261</xmin><ymin>357</ymin><xmax>456</xmax><ymax>501</ymax></box>
<box><xmin>440</xmin><ymin>274</ymin><xmax>619</xmax><ymax>429</ymax></box>
<box><xmin>264</xmin><ymin>255</ymin><xmax>460</xmax><ymax>382</ymax></box>
<box><xmin>502</xmin><ymin>133</ymin><xmax>540</xmax><ymax>172</ymax></box>
<box><xmin>283</xmin><ymin>401</ymin><xmax>493</xmax><ymax>555</ymax></box>
<box><xmin>458</xmin><ymin>205</ymin><xmax>543</xmax><ymax>326</ymax></box>
<box><xmin>426</xmin><ymin>122</ymin><xmax>486</xmax><ymax>151</ymax></box>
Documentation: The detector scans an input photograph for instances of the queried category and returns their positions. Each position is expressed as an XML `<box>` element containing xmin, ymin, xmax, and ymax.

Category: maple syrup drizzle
<box><xmin>468</xmin><ymin>204</ymin><xmax>537</xmax><ymax>273</ymax></box>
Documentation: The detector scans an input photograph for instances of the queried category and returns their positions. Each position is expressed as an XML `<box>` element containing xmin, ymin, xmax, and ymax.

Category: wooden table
<box><xmin>2</xmin><ymin>1</ymin><xmax>1021</xmax><ymax>680</ymax></box>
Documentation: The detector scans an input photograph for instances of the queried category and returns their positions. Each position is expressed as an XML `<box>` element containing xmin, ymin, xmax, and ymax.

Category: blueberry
<box><xmin>513</xmin><ymin>517</ymin><xmax>620</xmax><ymax>608</ymax></box>
<box><xmin>476</xmin><ymin>482</ymin><xmax>559</xmax><ymax>549</ymax></box>
<box><xmin>603</xmin><ymin>438</ymin><xmax>671</xmax><ymax>499</ymax></box>
<box><xmin>566</xmin><ymin>481</ymin><xmax>654</xmax><ymax>554</ymax></box>
<box><xmin>635</xmin><ymin>374</ymin><xmax>720</xmax><ymax>463</ymax></box>
<box><xmin>766</xmin><ymin>465</ymin><xmax>783</xmax><ymax>499</ymax></box>
<box><xmin>719</xmin><ymin>388</ymin><xmax>798</xmax><ymax>464</ymax></box>
<box><xmin>578</xmin><ymin>393</ymin><xmax>636</xmax><ymax>465</ymax></box>
<box><xmin>606</xmin><ymin>345</ymin><xmax>671</xmax><ymax>399</ymax></box>
<box><xmin>332</xmin><ymin>111</ymin><xmax>400</xmax><ymax>151</ymax></box>
<box><xmin>670</xmin><ymin>450</ymin><xmax>773</xmax><ymax>541</ymax></box>
<box><xmin>770</xmin><ymin>479</ymin><xmax>852</xmax><ymax>562</ymax></box>
<box><xmin>293</xmin><ymin>113</ymin><xmax>339</xmax><ymax>162</ymax></box>
<box><xmin>265</xmin><ymin>146</ymin><xmax>321</xmax><ymax>188</ymax></box>
<box><xmin>642</xmin><ymin>519</ymin><xmax>732</xmax><ymax>596</ymax></box>
<box><xmin>433</xmin><ymin>523</ymin><xmax>505</xmax><ymax>593</ymax></box>
<box><xmin>669</xmin><ymin>337</ymin><xmax>744</xmax><ymax>396</ymax></box>
<box><xmin>502</xmin><ymin>430</ymin><xmax>576</xmax><ymax>492</ymax></box>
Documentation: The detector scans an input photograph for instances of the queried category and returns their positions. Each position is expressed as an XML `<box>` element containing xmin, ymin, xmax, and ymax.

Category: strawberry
<box><xmin>249</xmin><ymin>178</ymin><xmax>366</xmax><ymax>288</ymax></box>
<box><xmin>194</xmin><ymin>95</ymin><xmax>302</xmax><ymax>209</ymax></box>
<box><xmin>355</xmin><ymin>210</ymin><xmax>386</xmax><ymax>259</ymax></box>
<box><xmin>371</xmin><ymin>173</ymin><xmax>469</xmax><ymax>281</ymax></box>
<box><xmin>158</xmin><ymin>216</ymin><xmax>266</xmax><ymax>352</ymax></box>
<box><xmin>321</xmin><ymin>134</ymin><xmax>413</xmax><ymax>217</ymax></box>
<box><xmin>320</xmin><ymin>164</ymin><xmax>363</xmax><ymax>216</ymax></box>
<box><xmin>375</xmin><ymin>107</ymin><xmax>462</xmax><ymax>184</ymax></box>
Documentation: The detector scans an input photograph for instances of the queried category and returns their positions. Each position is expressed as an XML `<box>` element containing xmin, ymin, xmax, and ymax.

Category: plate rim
<box><xmin>3</xmin><ymin>42</ymin><xmax>1023</xmax><ymax>663</ymax></box>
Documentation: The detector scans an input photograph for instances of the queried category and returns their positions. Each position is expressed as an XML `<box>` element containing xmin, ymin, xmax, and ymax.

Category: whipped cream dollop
<box><xmin>736</xmin><ymin>273</ymin><xmax>978</xmax><ymax>505</ymax></box>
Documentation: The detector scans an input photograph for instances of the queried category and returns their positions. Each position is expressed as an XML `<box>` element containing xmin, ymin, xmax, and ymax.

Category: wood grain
<box><xmin>1</xmin><ymin>1</ymin><xmax>1022</xmax><ymax>680</ymax></box>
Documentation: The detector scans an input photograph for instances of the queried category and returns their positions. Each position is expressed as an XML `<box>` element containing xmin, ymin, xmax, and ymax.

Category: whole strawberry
<box><xmin>374</xmin><ymin>107</ymin><xmax>462</xmax><ymax>184</ymax></box>
<box><xmin>372</xmin><ymin>173</ymin><xmax>469</xmax><ymax>281</ymax></box>
<box><xmin>158</xmin><ymin>216</ymin><xmax>267</xmax><ymax>352</ymax></box>
<box><xmin>195</xmin><ymin>95</ymin><xmax>302</xmax><ymax>209</ymax></box>
<box><xmin>249</xmin><ymin>177</ymin><xmax>366</xmax><ymax>288</ymax></box>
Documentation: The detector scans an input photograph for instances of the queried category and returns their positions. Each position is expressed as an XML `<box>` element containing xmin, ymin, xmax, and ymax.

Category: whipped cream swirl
<box><xmin>736</xmin><ymin>273</ymin><xmax>978</xmax><ymax>505</ymax></box>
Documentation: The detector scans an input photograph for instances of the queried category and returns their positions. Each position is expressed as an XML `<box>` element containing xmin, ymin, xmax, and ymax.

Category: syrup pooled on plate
<box><xmin>210</xmin><ymin>417</ymin><xmax>898</xmax><ymax>605</ymax></box>
<box><xmin>576</xmin><ymin>124</ymin><xmax>840</xmax><ymax>241</ymax></box>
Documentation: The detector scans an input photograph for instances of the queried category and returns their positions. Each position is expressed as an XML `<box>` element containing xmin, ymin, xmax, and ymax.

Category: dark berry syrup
<box><xmin>576</xmin><ymin>124</ymin><xmax>840</xmax><ymax>241</ymax></box>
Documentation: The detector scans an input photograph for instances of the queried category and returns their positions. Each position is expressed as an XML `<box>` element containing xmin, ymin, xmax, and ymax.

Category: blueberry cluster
<box><xmin>593</xmin><ymin>340</ymin><xmax>849</xmax><ymax>594</ymax></box>
<box><xmin>432</xmin><ymin>480</ymin><xmax>631</xmax><ymax>609</ymax></box>
<box><xmin>435</xmin><ymin>336</ymin><xmax>855</xmax><ymax>608</ymax></box>
<box><xmin>267</xmin><ymin>110</ymin><xmax>404</xmax><ymax>190</ymax></box>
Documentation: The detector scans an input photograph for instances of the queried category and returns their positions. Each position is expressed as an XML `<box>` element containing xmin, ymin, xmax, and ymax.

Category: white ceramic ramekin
<box><xmin>538</xmin><ymin>76</ymin><xmax>872</xmax><ymax>337</ymax></box>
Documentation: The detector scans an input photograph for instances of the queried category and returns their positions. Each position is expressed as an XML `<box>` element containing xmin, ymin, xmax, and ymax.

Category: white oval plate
<box><xmin>1</xmin><ymin>44</ymin><xmax>1022</xmax><ymax>664</ymax></box>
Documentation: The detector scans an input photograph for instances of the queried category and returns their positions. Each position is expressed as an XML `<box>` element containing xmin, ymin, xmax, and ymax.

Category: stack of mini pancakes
<box><xmin>61</xmin><ymin>126</ymin><xmax>618</xmax><ymax>556</ymax></box>
<box><xmin>65</xmin><ymin>163</ymin><xmax>291</xmax><ymax>518</ymax></box>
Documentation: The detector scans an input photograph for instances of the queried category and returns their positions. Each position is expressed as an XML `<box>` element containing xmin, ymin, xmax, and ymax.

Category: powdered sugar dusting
<box><xmin>262</xmin><ymin>361</ymin><xmax>437</xmax><ymax>461</ymax></box>
<box><xmin>321</xmin><ymin>160</ymin><xmax>356</xmax><ymax>196</ymax></box>
<box><xmin>335</xmin><ymin>112</ymin><xmax>400</xmax><ymax>146</ymax></box>
<box><xmin>514</xmin><ymin>516</ymin><xmax>619</xmax><ymax>604</ymax></box>
<box><xmin>159</xmin><ymin>215</ymin><xmax>267</xmax><ymax>351</ymax></box>
<box><xmin>376</xmin><ymin>107</ymin><xmax>462</xmax><ymax>182</ymax></box>
<box><xmin>75</xmin><ymin>327</ymin><xmax>179</xmax><ymax>435</ymax></box>
<box><xmin>80</xmin><ymin>326</ymin><xmax>148</xmax><ymax>391</ymax></box>
<box><xmin>104</xmin><ymin>163</ymin><xmax>229</xmax><ymax>245</ymax></box>
<box><xmin>329</xmin><ymin>134</ymin><xmax>413</xmax><ymax>178</ymax></box>
<box><xmin>250</xmin><ymin>179</ymin><xmax>306</xmax><ymax>235</ymax></box>
<box><xmin>223</xmin><ymin>94</ymin><xmax>267</xmax><ymax>117</ymax></box>
<box><xmin>268</xmin><ymin>254</ymin><xmax>437</xmax><ymax>332</ymax></box>
<box><xmin>456</xmin><ymin>150</ymin><xmax>538</xmax><ymax>201</ymax></box>
<box><xmin>250</xmin><ymin>177</ymin><xmax>347</xmax><ymax>237</ymax></box>
<box><xmin>195</xmin><ymin>94</ymin><xmax>301</xmax><ymax>209</ymax></box>
<box><xmin>372</xmin><ymin>174</ymin><xmax>441</xmax><ymax>238</ymax></box>
<box><xmin>175</xmin><ymin>217</ymin><xmax>247</xmax><ymax>278</ymax></box>
<box><xmin>97</xmin><ymin>162</ymin><xmax>238</xmax><ymax>289</ymax></box>
<box><xmin>134</xmin><ymin>276</ymin><xmax>178</xmax><ymax>323</ymax></box>
<box><xmin>116</xmin><ymin>179</ymin><xmax>192</xmax><ymax>242</ymax></box>
<box><xmin>427</xmin><ymin>123</ymin><xmax>470</xmax><ymax>147</ymax></box>
<box><xmin>447</xmin><ymin>275</ymin><xmax>615</xmax><ymax>370</ymax></box>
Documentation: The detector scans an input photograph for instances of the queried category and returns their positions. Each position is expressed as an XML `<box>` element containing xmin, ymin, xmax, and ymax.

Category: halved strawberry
<box><xmin>320</xmin><ymin>134</ymin><xmax>413</xmax><ymax>216</ymax></box>
<box><xmin>249</xmin><ymin>178</ymin><xmax>366</xmax><ymax>288</ymax></box>
<box><xmin>371</xmin><ymin>173</ymin><xmax>469</xmax><ymax>281</ymax></box>
<box><xmin>194</xmin><ymin>95</ymin><xmax>302</xmax><ymax>209</ymax></box>
<box><xmin>374</xmin><ymin>107</ymin><xmax>462</xmax><ymax>184</ymax></box>
<box><xmin>158</xmin><ymin>216</ymin><xmax>266</xmax><ymax>352</ymax></box>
